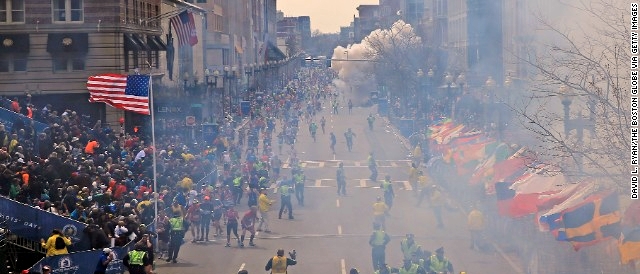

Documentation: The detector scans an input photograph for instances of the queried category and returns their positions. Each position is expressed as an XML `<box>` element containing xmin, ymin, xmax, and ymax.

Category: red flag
<box><xmin>87</xmin><ymin>74</ymin><xmax>150</xmax><ymax>115</ymax></box>
<box><xmin>170</xmin><ymin>11</ymin><xmax>198</xmax><ymax>47</ymax></box>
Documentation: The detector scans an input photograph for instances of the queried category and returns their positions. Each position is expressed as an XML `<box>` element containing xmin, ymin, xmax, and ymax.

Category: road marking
<box><xmin>401</xmin><ymin>181</ymin><xmax>413</xmax><ymax>191</ymax></box>
<box><xmin>391</xmin><ymin>161</ymin><xmax>398</xmax><ymax>167</ymax></box>
<box><xmin>354</xmin><ymin>161</ymin><xmax>361</xmax><ymax>167</ymax></box>
<box><xmin>300</xmin><ymin>162</ymin><xmax>307</xmax><ymax>167</ymax></box>
<box><xmin>336</xmin><ymin>199</ymin><xmax>340</xmax><ymax>208</ymax></box>
<box><xmin>359</xmin><ymin>179</ymin><xmax>367</xmax><ymax>188</ymax></box>
<box><xmin>319</xmin><ymin>161</ymin><xmax>325</xmax><ymax>167</ymax></box>
<box><xmin>315</xmin><ymin>179</ymin><xmax>322</xmax><ymax>187</ymax></box>
<box><xmin>238</xmin><ymin>263</ymin><xmax>245</xmax><ymax>272</ymax></box>
<box><xmin>340</xmin><ymin>259</ymin><xmax>346</xmax><ymax>274</ymax></box>
<box><xmin>338</xmin><ymin>225</ymin><xmax>342</xmax><ymax>235</ymax></box>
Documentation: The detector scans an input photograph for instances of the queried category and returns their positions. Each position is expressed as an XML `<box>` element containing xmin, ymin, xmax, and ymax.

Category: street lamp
<box><xmin>444</xmin><ymin>73</ymin><xmax>454</xmax><ymax>119</ymax></box>
<box><xmin>484</xmin><ymin>76</ymin><xmax>496</xmax><ymax>133</ymax></box>
<box><xmin>417</xmin><ymin>69</ymin><xmax>425</xmax><ymax>121</ymax></box>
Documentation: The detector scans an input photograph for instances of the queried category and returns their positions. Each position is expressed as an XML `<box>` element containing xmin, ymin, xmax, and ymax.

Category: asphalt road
<box><xmin>155</xmin><ymin>104</ymin><xmax>519</xmax><ymax>274</ymax></box>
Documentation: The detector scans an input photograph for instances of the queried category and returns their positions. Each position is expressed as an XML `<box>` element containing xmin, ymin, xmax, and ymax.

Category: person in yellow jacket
<box><xmin>265</xmin><ymin>248</ymin><xmax>297</xmax><ymax>274</ymax></box>
<box><xmin>429</xmin><ymin>185</ymin><xmax>445</xmax><ymax>228</ymax></box>
<box><xmin>416</xmin><ymin>171</ymin><xmax>430</xmax><ymax>206</ymax></box>
<box><xmin>372</xmin><ymin>197</ymin><xmax>389</xmax><ymax>230</ymax></box>
<box><xmin>467</xmin><ymin>205</ymin><xmax>485</xmax><ymax>251</ymax></box>
<box><xmin>408</xmin><ymin>163</ymin><xmax>419</xmax><ymax>196</ymax></box>
<box><xmin>257</xmin><ymin>189</ymin><xmax>274</xmax><ymax>233</ymax></box>
<box><xmin>41</xmin><ymin>229</ymin><xmax>71</xmax><ymax>257</ymax></box>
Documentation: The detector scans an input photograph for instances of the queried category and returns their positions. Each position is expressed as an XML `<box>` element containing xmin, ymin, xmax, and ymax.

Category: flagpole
<box><xmin>149</xmin><ymin>76</ymin><xmax>158</xmax><ymax>228</ymax></box>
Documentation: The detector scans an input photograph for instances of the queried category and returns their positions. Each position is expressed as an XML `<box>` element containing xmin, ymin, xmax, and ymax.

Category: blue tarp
<box><xmin>0</xmin><ymin>105</ymin><xmax>49</xmax><ymax>133</ymax></box>
<box><xmin>0</xmin><ymin>196</ymin><xmax>90</xmax><ymax>252</ymax></box>
<box><xmin>29</xmin><ymin>239</ymin><xmax>135</xmax><ymax>274</ymax></box>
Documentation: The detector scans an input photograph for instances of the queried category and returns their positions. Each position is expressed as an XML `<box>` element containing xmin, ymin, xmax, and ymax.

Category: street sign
<box><xmin>185</xmin><ymin>116</ymin><xmax>196</xmax><ymax>126</ymax></box>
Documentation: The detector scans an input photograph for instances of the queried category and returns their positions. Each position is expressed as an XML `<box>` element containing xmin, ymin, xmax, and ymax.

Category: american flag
<box><xmin>87</xmin><ymin>74</ymin><xmax>150</xmax><ymax>115</ymax></box>
<box><xmin>170</xmin><ymin>10</ymin><xmax>198</xmax><ymax>47</ymax></box>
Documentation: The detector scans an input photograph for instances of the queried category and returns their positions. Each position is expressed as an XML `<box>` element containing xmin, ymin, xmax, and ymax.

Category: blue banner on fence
<box><xmin>397</xmin><ymin>119</ymin><xmax>415</xmax><ymax>138</ymax></box>
<box><xmin>0</xmin><ymin>196</ymin><xmax>90</xmax><ymax>252</ymax></box>
<box><xmin>0</xmin><ymin>107</ymin><xmax>49</xmax><ymax>133</ymax></box>
<box><xmin>29</xmin><ymin>239</ymin><xmax>135</xmax><ymax>274</ymax></box>
<box><xmin>202</xmin><ymin>123</ymin><xmax>219</xmax><ymax>143</ymax></box>
<box><xmin>240</xmin><ymin>101</ymin><xmax>251</xmax><ymax>116</ymax></box>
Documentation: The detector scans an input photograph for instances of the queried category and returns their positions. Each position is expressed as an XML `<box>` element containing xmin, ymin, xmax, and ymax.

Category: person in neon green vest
<box><xmin>427</xmin><ymin>247</ymin><xmax>453</xmax><ymax>274</ymax></box>
<box><xmin>123</xmin><ymin>242</ymin><xmax>153</xmax><ymax>274</ymax></box>
<box><xmin>278</xmin><ymin>177</ymin><xmax>294</xmax><ymax>219</ymax></box>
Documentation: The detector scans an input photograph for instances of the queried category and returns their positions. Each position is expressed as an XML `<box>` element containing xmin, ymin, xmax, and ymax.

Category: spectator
<box><xmin>41</xmin><ymin>229</ymin><xmax>71</xmax><ymax>257</ymax></box>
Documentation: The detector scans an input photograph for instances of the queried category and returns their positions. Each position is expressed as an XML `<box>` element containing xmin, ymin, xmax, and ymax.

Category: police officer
<box><xmin>293</xmin><ymin>169</ymin><xmax>305</xmax><ymax>206</ymax></box>
<box><xmin>233</xmin><ymin>175</ymin><xmax>244</xmax><ymax>204</ymax></box>
<box><xmin>265</xmin><ymin>249</ymin><xmax>297</xmax><ymax>274</ymax></box>
<box><xmin>398</xmin><ymin>258</ymin><xmax>426</xmax><ymax>274</ymax></box>
<box><xmin>336</xmin><ymin>162</ymin><xmax>347</xmax><ymax>196</ymax></box>
<box><xmin>427</xmin><ymin>247</ymin><xmax>454</xmax><ymax>274</ymax></box>
<box><xmin>278</xmin><ymin>179</ymin><xmax>294</xmax><ymax>219</ymax></box>
<box><xmin>166</xmin><ymin>212</ymin><xmax>187</xmax><ymax>263</ymax></box>
<box><xmin>123</xmin><ymin>242</ymin><xmax>153</xmax><ymax>274</ymax></box>
<box><xmin>381</xmin><ymin>175</ymin><xmax>395</xmax><ymax>210</ymax></box>
<box><xmin>401</xmin><ymin>234</ymin><xmax>422</xmax><ymax>261</ymax></box>
<box><xmin>369</xmin><ymin>223</ymin><xmax>390</xmax><ymax>271</ymax></box>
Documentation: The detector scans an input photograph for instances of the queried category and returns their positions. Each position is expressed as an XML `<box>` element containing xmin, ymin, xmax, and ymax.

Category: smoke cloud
<box><xmin>331</xmin><ymin>20</ymin><xmax>421</xmax><ymax>105</ymax></box>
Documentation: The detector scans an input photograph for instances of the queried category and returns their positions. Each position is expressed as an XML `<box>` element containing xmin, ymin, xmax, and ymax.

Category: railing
<box><xmin>4</xmin><ymin>234</ymin><xmax>46</xmax><ymax>254</ymax></box>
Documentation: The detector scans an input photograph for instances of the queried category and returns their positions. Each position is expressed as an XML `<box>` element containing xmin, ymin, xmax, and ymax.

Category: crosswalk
<box><xmin>270</xmin><ymin>179</ymin><xmax>413</xmax><ymax>191</ymax></box>
<box><xmin>282</xmin><ymin>159</ymin><xmax>413</xmax><ymax>169</ymax></box>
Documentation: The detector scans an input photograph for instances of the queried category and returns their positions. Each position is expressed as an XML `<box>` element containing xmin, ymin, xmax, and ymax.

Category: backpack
<box><xmin>55</xmin><ymin>236</ymin><xmax>66</xmax><ymax>249</ymax></box>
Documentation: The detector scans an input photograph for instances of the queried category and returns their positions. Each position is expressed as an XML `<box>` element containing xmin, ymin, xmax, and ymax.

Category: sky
<box><xmin>278</xmin><ymin>0</ymin><xmax>379</xmax><ymax>33</ymax></box>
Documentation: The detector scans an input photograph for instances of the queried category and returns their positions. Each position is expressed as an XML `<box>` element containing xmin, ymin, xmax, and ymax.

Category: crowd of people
<box><xmin>1</xmin><ymin>66</ymin><xmax>335</xmax><ymax>274</ymax></box>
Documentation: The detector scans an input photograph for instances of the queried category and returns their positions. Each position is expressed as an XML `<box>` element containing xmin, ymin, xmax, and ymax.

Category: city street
<box><xmin>155</xmin><ymin>104</ymin><xmax>519</xmax><ymax>274</ymax></box>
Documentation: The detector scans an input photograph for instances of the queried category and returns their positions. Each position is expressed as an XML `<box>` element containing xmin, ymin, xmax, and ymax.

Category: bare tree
<box><xmin>513</xmin><ymin>0</ymin><xmax>629</xmax><ymax>187</ymax></box>
<box><xmin>365</xmin><ymin>20</ymin><xmax>433</xmax><ymax>116</ymax></box>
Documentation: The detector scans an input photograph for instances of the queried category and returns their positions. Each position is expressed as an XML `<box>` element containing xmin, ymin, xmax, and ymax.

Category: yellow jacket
<box><xmin>42</xmin><ymin>235</ymin><xmax>71</xmax><ymax>257</ymax></box>
<box><xmin>258</xmin><ymin>193</ymin><xmax>273</xmax><ymax>212</ymax></box>
<box><xmin>467</xmin><ymin>209</ymin><xmax>484</xmax><ymax>231</ymax></box>
<box><xmin>373</xmin><ymin>202</ymin><xmax>388</xmax><ymax>216</ymax></box>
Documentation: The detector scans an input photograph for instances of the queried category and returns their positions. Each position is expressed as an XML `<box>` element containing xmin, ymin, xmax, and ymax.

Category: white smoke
<box><xmin>331</xmin><ymin>20</ymin><xmax>421</xmax><ymax>105</ymax></box>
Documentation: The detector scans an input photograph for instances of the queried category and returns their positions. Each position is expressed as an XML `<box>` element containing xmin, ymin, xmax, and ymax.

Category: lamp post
<box><xmin>183</xmin><ymin>72</ymin><xmax>190</xmax><ymax>94</ymax></box>
<box><xmin>445</xmin><ymin>73</ymin><xmax>454</xmax><ymax>120</ymax></box>
<box><xmin>417</xmin><ymin>69</ymin><xmax>425</xmax><ymax>122</ymax></box>
<box><xmin>558</xmin><ymin>84</ymin><xmax>596</xmax><ymax>173</ymax></box>
<box><xmin>484</xmin><ymin>76</ymin><xmax>496</xmax><ymax>132</ymax></box>
<box><xmin>223</xmin><ymin>66</ymin><xmax>231</xmax><ymax>118</ymax></box>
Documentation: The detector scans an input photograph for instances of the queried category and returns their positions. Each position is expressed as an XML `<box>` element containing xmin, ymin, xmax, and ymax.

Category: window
<box><xmin>196</xmin><ymin>0</ymin><xmax>206</xmax><ymax>3</ymax></box>
<box><xmin>0</xmin><ymin>54</ymin><xmax>26</xmax><ymax>72</ymax></box>
<box><xmin>52</xmin><ymin>54</ymin><xmax>85</xmax><ymax>72</ymax></box>
<box><xmin>0</xmin><ymin>0</ymin><xmax>25</xmax><ymax>23</ymax></box>
<box><xmin>52</xmin><ymin>0</ymin><xmax>83</xmax><ymax>22</ymax></box>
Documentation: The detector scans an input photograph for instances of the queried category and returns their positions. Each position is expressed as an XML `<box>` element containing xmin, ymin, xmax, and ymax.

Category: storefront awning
<box><xmin>147</xmin><ymin>36</ymin><xmax>167</xmax><ymax>51</ymax></box>
<box><xmin>0</xmin><ymin>34</ymin><xmax>30</xmax><ymax>54</ymax></box>
<box><xmin>124</xmin><ymin>33</ymin><xmax>141</xmax><ymax>51</ymax></box>
<box><xmin>132</xmin><ymin>34</ymin><xmax>150</xmax><ymax>51</ymax></box>
<box><xmin>266</xmin><ymin>41</ymin><xmax>286</xmax><ymax>61</ymax></box>
<box><xmin>47</xmin><ymin>33</ymin><xmax>88</xmax><ymax>53</ymax></box>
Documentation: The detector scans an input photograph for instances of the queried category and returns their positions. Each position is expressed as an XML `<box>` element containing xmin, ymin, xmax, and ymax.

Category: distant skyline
<box><xmin>278</xmin><ymin>0</ymin><xmax>379</xmax><ymax>33</ymax></box>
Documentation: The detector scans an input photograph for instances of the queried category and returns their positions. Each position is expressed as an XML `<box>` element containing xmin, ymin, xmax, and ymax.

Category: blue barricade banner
<box><xmin>30</xmin><ymin>239</ymin><xmax>136</xmax><ymax>274</ymax></box>
<box><xmin>0</xmin><ymin>106</ymin><xmax>48</xmax><ymax>132</ymax></box>
<box><xmin>378</xmin><ymin>97</ymin><xmax>388</xmax><ymax>115</ymax></box>
<box><xmin>240</xmin><ymin>101</ymin><xmax>251</xmax><ymax>116</ymax></box>
<box><xmin>397</xmin><ymin>119</ymin><xmax>415</xmax><ymax>138</ymax></box>
<box><xmin>202</xmin><ymin>123</ymin><xmax>219</xmax><ymax>144</ymax></box>
<box><xmin>0</xmin><ymin>196</ymin><xmax>90</xmax><ymax>252</ymax></box>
